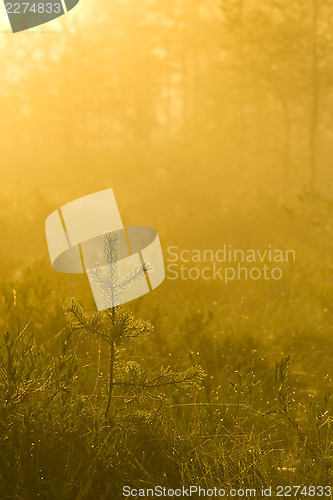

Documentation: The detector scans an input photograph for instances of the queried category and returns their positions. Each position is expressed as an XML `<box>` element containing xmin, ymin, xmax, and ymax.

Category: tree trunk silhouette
<box><xmin>309</xmin><ymin>0</ymin><xmax>320</xmax><ymax>190</ymax></box>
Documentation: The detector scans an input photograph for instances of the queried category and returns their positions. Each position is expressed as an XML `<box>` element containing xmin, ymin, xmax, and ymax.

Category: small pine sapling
<box><xmin>64</xmin><ymin>231</ymin><xmax>205</xmax><ymax>418</ymax></box>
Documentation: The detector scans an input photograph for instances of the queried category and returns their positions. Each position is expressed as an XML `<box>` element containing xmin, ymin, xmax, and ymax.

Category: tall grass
<box><xmin>0</xmin><ymin>191</ymin><xmax>332</xmax><ymax>498</ymax></box>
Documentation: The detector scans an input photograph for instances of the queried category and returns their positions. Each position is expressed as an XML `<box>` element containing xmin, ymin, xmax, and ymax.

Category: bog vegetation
<box><xmin>1</xmin><ymin>0</ymin><xmax>333</xmax><ymax>497</ymax></box>
<box><xmin>0</xmin><ymin>190</ymin><xmax>332</xmax><ymax>498</ymax></box>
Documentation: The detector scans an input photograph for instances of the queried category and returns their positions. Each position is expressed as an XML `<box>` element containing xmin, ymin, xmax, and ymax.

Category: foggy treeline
<box><xmin>1</xmin><ymin>0</ymin><xmax>333</xmax><ymax>272</ymax></box>
<box><xmin>1</xmin><ymin>0</ymin><xmax>333</xmax><ymax>197</ymax></box>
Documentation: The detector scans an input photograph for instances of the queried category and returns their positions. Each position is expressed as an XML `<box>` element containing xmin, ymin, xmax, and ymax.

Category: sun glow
<box><xmin>0</xmin><ymin>0</ymin><xmax>10</xmax><ymax>30</ymax></box>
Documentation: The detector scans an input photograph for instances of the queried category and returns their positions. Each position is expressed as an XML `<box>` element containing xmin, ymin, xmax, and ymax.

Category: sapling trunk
<box><xmin>105</xmin><ymin>306</ymin><xmax>116</xmax><ymax>417</ymax></box>
<box><xmin>105</xmin><ymin>339</ymin><xmax>115</xmax><ymax>417</ymax></box>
